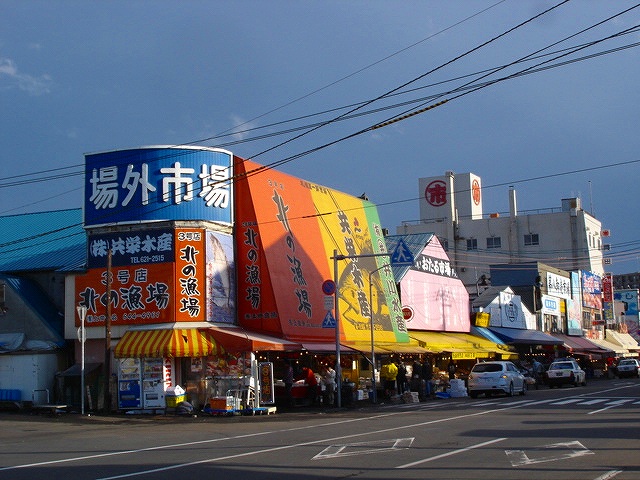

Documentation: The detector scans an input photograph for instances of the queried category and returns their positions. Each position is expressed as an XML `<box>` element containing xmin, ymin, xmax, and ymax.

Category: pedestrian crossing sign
<box><xmin>322</xmin><ymin>311</ymin><xmax>336</xmax><ymax>328</ymax></box>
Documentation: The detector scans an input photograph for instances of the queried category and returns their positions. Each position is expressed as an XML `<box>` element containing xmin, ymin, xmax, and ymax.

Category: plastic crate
<box><xmin>209</xmin><ymin>396</ymin><xmax>235</xmax><ymax>410</ymax></box>
<box><xmin>165</xmin><ymin>394</ymin><xmax>186</xmax><ymax>407</ymax></box>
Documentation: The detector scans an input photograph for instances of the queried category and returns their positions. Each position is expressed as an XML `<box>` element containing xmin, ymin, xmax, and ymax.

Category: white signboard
<box><xmin>546</xmin><ymin>272</ymin><xmax>571</xmax><ymax>300</ymax></box>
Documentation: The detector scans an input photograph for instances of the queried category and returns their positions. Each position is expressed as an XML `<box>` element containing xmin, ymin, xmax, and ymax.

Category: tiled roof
<box><xmin>384</xmin><ymin>233</ymin><xmax>434</xmax><ymax>281</ymax></box>
<box><xmin>0</xmin><ymin>208</ymin><xmax>86</xmax><ymax>273</ymax></box>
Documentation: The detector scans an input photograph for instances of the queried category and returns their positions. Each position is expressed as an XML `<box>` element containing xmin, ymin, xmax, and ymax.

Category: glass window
<box><xmin>487</xmin><ymin>237</ymin><xmax>501</xmax><ymax>249</ymax></box>
<box><xmin>466</xmin><ymin>238</ymin><xmax>477</xmax><ymax>251</ymax></box>
<box><xmin>524</xmin><ymin>233</ymin><xmax>539</xmax><ymax>246</ymax></box>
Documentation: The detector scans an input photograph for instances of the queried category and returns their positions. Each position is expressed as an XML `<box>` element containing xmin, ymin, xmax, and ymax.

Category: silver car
<box><xmin>467</xmin><ymin>361</ymin><xmax>526</xmax><ymax>398</ymax></box>
<box><xmin>616</xmin><ymin>358</ymin><xmax>640</xmax><ymax>378</ymax></box>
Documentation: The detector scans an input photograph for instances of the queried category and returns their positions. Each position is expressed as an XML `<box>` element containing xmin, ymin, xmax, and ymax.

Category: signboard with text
<box><xmin>84</xmin><ymin>147</ymin><xmax>233</xmax><ymax>227</ymax></box>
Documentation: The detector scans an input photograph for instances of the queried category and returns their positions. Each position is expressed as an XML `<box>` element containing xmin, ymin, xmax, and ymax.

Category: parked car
<box><xmin>615</xmin><ymin>358</ymin><xmax>640</xmax><ymax>378</ymax></box>
<box><xmin>545</xmin><ymin>359</ymin><xmax>586</xmax><ymax>387</ymax></box>
<box><xmin>467</xmin><ymin>361</ymin><xmax>527</xmax><ymax>398</ymax></box>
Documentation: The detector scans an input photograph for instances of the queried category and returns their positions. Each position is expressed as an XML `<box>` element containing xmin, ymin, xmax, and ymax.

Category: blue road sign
<box><xmin>390</xmin><ymin>238</ymin><xmax>414</xmax><ymax>266</ymax></box>
<box><xmin>322</xmin><ymin>311</ymin><xmax>336</xmax><ymax>328</ymax></box>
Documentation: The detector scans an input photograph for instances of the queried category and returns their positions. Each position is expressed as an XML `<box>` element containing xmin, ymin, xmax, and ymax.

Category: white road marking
<box><xmin>505</xmin><ymin>440</ymin><xmax>594</xmax><ymax>467</ymax></box>
<box><xmin>593</xmin><ymin>470</ymin><xmax>623</xmax><ymax>480</ymax></box>
<box><xmin>313</xmin><ymin>437</ymin><xmax>414</xmax><ymax>459</ymax></box>
<box><xmin>579</xmin><ymin>399</ymin><xmax>608</xmax><ymax>405</ymax></box>
<box><xmin>396</xmin><ymin>437</ymin><xmax>507</xmax><ymax>469</ymax></box>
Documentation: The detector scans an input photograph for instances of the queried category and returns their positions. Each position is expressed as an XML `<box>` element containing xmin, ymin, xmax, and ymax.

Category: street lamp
<box><xmin>369</xmin><ymin>263</ymin><xmax>390</xmax><ymax>404</ymax></box>
<box><xmin>332</xmin><ymin>250</ymin><xmax>395</xmax><ymax>408</ymax></box>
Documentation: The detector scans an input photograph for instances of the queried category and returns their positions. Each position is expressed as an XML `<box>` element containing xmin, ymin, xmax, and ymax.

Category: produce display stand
<box><xmin>202</xmin><ymin>386</ymin><xmax>276</xmax><ymax>416</ymax></box>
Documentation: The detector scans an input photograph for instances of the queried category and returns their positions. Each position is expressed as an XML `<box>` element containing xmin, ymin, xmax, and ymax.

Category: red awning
<box><xmin>205</xmin><ymin>326</ymin><xmax>302</xmax><ymax>352</ymax></box>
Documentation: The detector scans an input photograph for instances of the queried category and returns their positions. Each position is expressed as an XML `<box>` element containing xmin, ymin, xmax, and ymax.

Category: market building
<box><xmin>65</xmin><ymin>146</ymin><xmax>415</xmax><ymax>412</ymax></box>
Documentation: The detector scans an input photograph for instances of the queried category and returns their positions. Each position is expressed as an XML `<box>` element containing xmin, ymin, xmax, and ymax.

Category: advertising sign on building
<box><xmin>581</xmin><ymin>271</ymin><xmax>602</xmax><ymax>310</ymax></box>
<box><xmin>84</xmin><ymin>147</ymin><xmax>233</xmax><ymax>227</ymax></box>
<box><xmin>234</xmin><ymin>157</ymin><xmax>408</xmax><ymax>344</ymax></box>
<box><xmin>546</xmin><ymin>272</ymin><xmax>571</xmax><ymax>300</ymax></box>
<box><xmin>87</xmin><ymin>229</ymin><xmax>175</xmax><ymax>269</ymax></box>
<box><xmin>75</xmin><ymin>227</ymin><xmax>207</xmax><ymax>325</ymax></box>
<box><xmin>399</xmin><ymin>236</ymin><xmax>470</xmax><ymax>332</ymax></box>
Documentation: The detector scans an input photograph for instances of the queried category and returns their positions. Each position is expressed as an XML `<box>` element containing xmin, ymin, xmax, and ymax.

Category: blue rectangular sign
<box><xmin>84</xmin><ymin>146</ymin><xmax>233</xmax><ymax>226</ymax></box>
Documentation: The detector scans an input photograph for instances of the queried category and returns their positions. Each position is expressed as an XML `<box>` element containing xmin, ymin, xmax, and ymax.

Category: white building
<box><xmin>397</xmin><ymin>171</ymin><xmax>605</xmax><ymax>295</ymax></box>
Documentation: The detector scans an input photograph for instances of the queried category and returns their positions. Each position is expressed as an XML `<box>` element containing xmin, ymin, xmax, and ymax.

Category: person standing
<box><xmin>421</xmin><ymin>356</ymin><xmax>434</xmax><ymax>399</ymax></box>
<box><xmin>284</xmin><ymin>360</ymin><xmax>295</xmax><ymax>407</ymax></box>
<box><xmin>396</xmin><ymin>361</ymin><xmax>407</xmax><ymax>394</ymax></box>
<box><xmin>301</xmin><ymin>367</ymin><xmax>318</xmax><ymax>406</ymax></box>
<box><xmin>447</xmin><ymin>359</ymin><xmax>457</xmax><ymax>380</ymax></box>
<box><xmin>380</xmin><ymin>359</ymin><xmax>398</xmax><ymax>399</ymax></box>
<box><xmin>322</xmin><ymin>364</ymin><xmax>336</xmax><ymax>407</ymax></box>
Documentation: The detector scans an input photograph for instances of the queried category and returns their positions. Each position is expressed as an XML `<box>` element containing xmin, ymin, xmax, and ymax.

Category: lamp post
<box><xmin>76</xmin><ymin>305</ymin><xmax>87</xmax><ymax>415</ymax></box>
<box><xmin>332</xmin><ymin>250</ymin><xmax>396</xmax><ymax>408</ymax></box>
<box><xmin>369</xmin><ymin>263</ymin><xmax>390</xmax><ymax>404</ymax></box>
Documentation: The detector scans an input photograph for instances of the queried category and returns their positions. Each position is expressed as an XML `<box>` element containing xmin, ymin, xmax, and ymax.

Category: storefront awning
<box><xmin>551</xmin><ymin>333</ymin><xmax>612</xmax><ymax>357</ymax></box>
<box><xmin>606</xmin><ymin>331</ymin><xmax>640</xmax><ymax>352</ymax></box>
<box><xmin>301</xmin><ymin>343</ymin><xmax>359</xmax><ymax>353</ymax></box>
<box><xmin>410</xmin><ymin>331</ymin><xmax>492</xmax><ymax>360</ymax></box>
<box><xmin>114</xmin><ymin>328</ymin><xmax>218</xmax><ymax>358</ymax></box>
<box><xmin>587</xmin><ymin>337</ymin><xmax>629</xmax><ymax>357</ymax></box>
<box><xmin>376</xmin><ymin>341</ymin><xmax>433</xmax><ymax>354</ymax></box>
<box><xmin>488</xmin><ymin>327</ymin><xmax>563</xmax><ymax>346</ymax></box>
<box><xmin>205</xmin><ymin>326</ymin><xmax>302</xmax><ymax>352</ymax></box>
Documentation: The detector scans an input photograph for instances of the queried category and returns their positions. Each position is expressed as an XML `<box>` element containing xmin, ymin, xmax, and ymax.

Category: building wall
<box><xmin>398</xmin><ymin>172</ymin><xmax>604</xmax><ymax>292</ymax></box>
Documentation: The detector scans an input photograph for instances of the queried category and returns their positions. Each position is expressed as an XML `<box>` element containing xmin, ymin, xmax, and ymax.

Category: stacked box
<box><xmin>209</xmin><ymin>396</ymin><xmax>234</xmax><ymax>410</ymax></box>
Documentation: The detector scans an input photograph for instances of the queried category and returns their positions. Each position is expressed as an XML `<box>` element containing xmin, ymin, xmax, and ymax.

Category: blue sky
<box><xmin>2</xmin><ymin>1</ymin><xmax>640</xmax><ymax>274</ymax></box>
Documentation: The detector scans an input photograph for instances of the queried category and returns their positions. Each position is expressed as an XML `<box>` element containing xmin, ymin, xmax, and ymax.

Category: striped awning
<box><xmin>114</xmin><ymin>329</ymin><xmax>218</xmax><ymax>358</ymax></box>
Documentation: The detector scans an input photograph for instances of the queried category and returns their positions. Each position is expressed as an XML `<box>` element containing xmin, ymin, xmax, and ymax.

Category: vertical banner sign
<box><xmin>602</xmin><ymin>272</ymin><xmax>614</xmax><ymax>322</ymax></box>
<box><xmin>259</xmin><ymin>362</ymin><xmax>275</xmax><ymax>404</ymax></box>
<box><xmin>175</xmin><ymin>228</ymin><xmax>206</xmax><ymax>321</ymax></box>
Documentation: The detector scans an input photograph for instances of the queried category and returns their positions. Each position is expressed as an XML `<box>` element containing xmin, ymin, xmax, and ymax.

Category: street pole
<box><xmin>368</xmin><ymin>263</ymin><xmax>390</xmax><ymax>404</ymax></box>
<box><xmin>333</xmin><ymin>249</ymin><xmax>342</xmax><ymax>408</ymax></box>
<box><xmin>76</xmin><ymin>305</ymin><xmax>87</xmax><ymax>415</ymax></box>
<box><xmin>332</xmin><ymin>250</ymin><xmax>399</xmax><ymax>408</ymax></box>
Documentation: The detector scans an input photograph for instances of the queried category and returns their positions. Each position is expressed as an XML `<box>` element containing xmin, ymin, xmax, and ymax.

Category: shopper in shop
<box><xmin>321</xmin><ymin>364</ymin><xmax>336</xmax><ymax>407</ymax></box>
<box><xmin>421</xmin><ymin>356</ymin><xmax>434</xmax><ymax>399</ymax></box>
<box><xmin>447</xmin><ymin>359</ymin><xmax>457</xmax><ymax>380</ymax></box>
<box><xmin>396</xmin><ymin>360</ymin><xmax>408</xmax><ymax>394</ymax></box>
<box><xmin>283</xmin><ymin>360</ymin><xmax>295</xmax><ymax>407</ymax></box>
<box><xmin>300</xmin><ymin>366</ymin><xmax>319</xmax><ymax>406</ymax></box>
<box><xmin>410</xmin><ymin>359</ymin><xmax>422</xmax><ymax>393</ymax></box>
<box><xmin>380</xmin><ymin>359</ymin><xmax>398</xmax><ymax>399</ymax></box>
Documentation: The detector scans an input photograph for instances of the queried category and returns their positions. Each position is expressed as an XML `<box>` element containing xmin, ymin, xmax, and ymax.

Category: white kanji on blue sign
<box><xmin>390</xmin><ymin>238</ymin><xmax>414</xmax><ymax>266</ymax></box>
<box><xmin>322</xmin><ymin>311</ymin><xmax>336</xmax><ymax>328</ymax></box>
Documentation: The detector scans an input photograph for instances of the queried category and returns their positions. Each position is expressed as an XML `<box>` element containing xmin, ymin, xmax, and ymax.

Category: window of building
<box><xmin>486</xmin><ymin>236</ymin><xmax>501</xmax><ymax>249</ymax></box>
<box><xmin>438</xmin><ymin>237</ymin><xmax>449</xmax><ymax>251</ymax></box>
<box><xmin>524</xmin><ymin>233</ymin><xmax>539</xmax><ymax>246</ymax></box>
<box><xmin>466</xmin><ymin>238</ymin><xmax>477</xmax><ymax>251</ymax></box>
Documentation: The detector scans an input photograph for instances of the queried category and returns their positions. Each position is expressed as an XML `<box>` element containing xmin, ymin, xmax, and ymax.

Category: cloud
<box><xmin>229</xmin><ymin>114</ymin><xmax>258</xmax><ymax>141</ymax></box>
<box><xmin>0</xmin><ymin>57</ymin><xmax>51</xmax><ymax>95</ymax></box>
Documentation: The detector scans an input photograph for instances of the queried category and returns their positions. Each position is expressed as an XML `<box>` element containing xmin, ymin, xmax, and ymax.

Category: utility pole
<box><xmin>104</xmin><ymin>249</ymin><xmax>112</xmax><ymax>412</ymax></box>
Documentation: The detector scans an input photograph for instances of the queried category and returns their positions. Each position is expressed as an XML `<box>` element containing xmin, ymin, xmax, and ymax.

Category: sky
<box><xmin>1</xmin><ymin>1</ymin><xmax>640</xmax><ymax>275</ymax></box>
